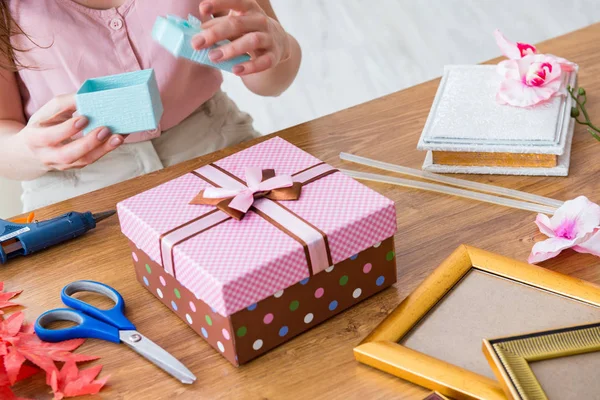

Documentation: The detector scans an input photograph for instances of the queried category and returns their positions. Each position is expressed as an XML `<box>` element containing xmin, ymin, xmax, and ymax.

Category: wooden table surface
<box><xmin>8</xmin><ymin>24</ymin><xmax>600</xmax><ymax>399</ymax></box>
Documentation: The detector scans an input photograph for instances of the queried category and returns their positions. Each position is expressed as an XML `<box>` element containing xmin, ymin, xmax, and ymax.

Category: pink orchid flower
<box><xmin>496</xmin><ymin>54</ymin><xmax>564</xmax><ymax>107</ymax></box>
<box><xmin>494</xmin><ymin>29</ymin><xmax>578</xmax><ymax>107</ymax></box>
<box><xmin>494</xmin><ymin>29</ymin><xmax>575</xmax><ymax>72</ymax></box>
<box><xmin>494</xmin><ymin>29</ymin><xmax>537</xmax><ymax>59</ymax></box>
<box><xmin>528</xmin><ymin>196</ymin><xmax>600</xmax><ymax>264</ymax></box>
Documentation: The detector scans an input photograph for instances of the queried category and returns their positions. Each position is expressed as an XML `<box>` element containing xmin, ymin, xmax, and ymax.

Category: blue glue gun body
<box><xmin>0</xmin><ymin>212</ymin><xmax>97</xmax><ymax>264</ymax></box>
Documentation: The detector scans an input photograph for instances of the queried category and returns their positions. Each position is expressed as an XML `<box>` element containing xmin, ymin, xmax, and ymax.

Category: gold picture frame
<box><xmin>353</xmin><ymin>245</ymin><xmax>600</xmax><ymax>400</ymax></box>
<box><xmin>483</xmin><ymin>322</ymin><xmax>600</xmax><ymax>400</ymax></box>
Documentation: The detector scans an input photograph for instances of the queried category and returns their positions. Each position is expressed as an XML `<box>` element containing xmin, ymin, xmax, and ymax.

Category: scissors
<box><xmin>35</xmin><ymin>280</ymin><xmax>196</xmax><ymax>384</ymax></box>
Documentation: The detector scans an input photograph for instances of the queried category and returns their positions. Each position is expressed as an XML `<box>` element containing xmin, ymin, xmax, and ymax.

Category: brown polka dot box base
<box><xmin>129</xmin><ymin>236</ymin><xmax>397</xmax><ymax>366</ymax></box>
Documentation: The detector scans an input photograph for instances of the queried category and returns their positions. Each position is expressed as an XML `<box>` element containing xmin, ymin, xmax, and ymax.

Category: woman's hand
<box><xmin>21</xmin><ymin>94</ymin><xmax>124</xmax><ymax>172</ymax></box>
<box><xmin>192</xmin><ymin>0</ymin><xmax>292</xmax><ymax>76</ymax></box>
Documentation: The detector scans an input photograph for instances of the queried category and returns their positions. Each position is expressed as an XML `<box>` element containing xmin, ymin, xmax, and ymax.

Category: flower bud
<box><xmin>571</xmin><ymin>107</ymin><xmax>580</xmax><ymax>118</ymax></box>
<box><xmin>578</xmin><ymin>87</ymin><xmax>586</xmax><ymax>96</ymax></box>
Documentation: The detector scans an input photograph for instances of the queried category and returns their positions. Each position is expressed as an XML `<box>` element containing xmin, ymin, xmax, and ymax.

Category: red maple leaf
<box><xmin>0</xmin><ymin>283</ymin><xmax>22</xmax><ymax>315</ymax></box>
<box><xmin>0</xmin><ymin>358</ymin><xmax>38</xmax><ymax>386</ymax></box>
<box><xmin>6</xmin><ymin>333</ymin><xmax>99</xmax><ymax>383</ymax></box>
<box><xmin>0</xmin><ymin>358</ymin><xmax>36</xmax><ymax>399</ymax></box>
<box><xmin>0</xmin><ymin>312</ymin><xmax>24</xmax><ymax>340</ymax></box>
<box><xmin>50</xmin><ymin>361</ymin><xmax>109</xmax><ymax>400</ymax></box>
<box><xmin>0</xmin><ymin>282</ymin><xmax>108</xmax><ymax>399</ymax></box>
<box><xmin>0</xmin><ymin>384</ymin><xmax>31</xmax><ymax>400</ymax></box>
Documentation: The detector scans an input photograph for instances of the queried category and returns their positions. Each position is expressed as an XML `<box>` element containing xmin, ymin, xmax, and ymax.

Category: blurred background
<box><xmin>1</xmin><ymin>0</ymin><xmax>599</xmax><ymax>217</ymax></box>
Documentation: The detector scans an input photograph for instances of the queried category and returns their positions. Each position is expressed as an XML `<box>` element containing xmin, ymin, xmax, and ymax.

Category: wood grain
<box><xmin>431</xmin><ymin>151</ymin><xmax>558</xmax><ymax>168</ymax></box>
<box><xmin>7</xmin><ymin>24</ymin><xmax>600</xmax><ymax>399</ymax></box>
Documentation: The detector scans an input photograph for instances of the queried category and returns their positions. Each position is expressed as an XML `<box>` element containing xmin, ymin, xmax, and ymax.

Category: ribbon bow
<box><xmin>190</xmin><ymin>168</ymin><xmax>302</xmax><ymax>220</ymax></box>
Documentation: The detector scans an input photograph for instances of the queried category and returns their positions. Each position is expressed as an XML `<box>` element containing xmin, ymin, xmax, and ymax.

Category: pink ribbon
<box><xmin>162</xmin><ymin>162</ymin><xmax>338</xmax><ymax>278</ymax></box>
<box><xmin>202</xmin><ymin>167</ymin><xmax>294</xmax><ymax>213</ymax></box>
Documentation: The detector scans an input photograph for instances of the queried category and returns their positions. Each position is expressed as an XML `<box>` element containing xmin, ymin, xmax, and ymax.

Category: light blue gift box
<box><xmin>76</xmin><ymin>69</ymin><xmax>163</xmax><ymax>135</ymax></box>
<box><xmin>152</xmin><ymin>14</ymin><xmax>250</xmax><ymax>72</ymax></box>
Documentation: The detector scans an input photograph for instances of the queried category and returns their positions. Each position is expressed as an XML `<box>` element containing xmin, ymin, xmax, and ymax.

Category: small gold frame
<box><xmin>353</xmin><ymin>245</ymin><xmax>600</xmax><ymax>400</ymax></box>
<box><xmin>483</xmin><ymin>322</ymin><xmax>600</xmax><ymax>400</ymax></box>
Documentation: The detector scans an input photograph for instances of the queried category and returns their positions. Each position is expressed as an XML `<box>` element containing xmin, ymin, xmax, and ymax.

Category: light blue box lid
<box><xmin>152</xmin><ymin>14</ymin><xmax>250</xmax><ymax>73</ymax></box>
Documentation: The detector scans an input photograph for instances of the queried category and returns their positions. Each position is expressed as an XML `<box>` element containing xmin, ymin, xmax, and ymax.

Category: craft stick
<box><xmin>339</xmin><ymin>153</ymin><xmax>564</xmax><ymax>208</ymax></box>
<box><xmin>341</xmin><ymin>169</ymin><xmax>557</xmax><ymax>215</ymax></box>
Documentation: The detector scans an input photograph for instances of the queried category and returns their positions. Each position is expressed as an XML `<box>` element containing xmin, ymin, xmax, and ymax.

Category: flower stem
<box><xmin>588</xmin><ymin>127</ymin><xmax>600</xmax><ymax>142</ymax></box>
<box><xmin>568</xmin><ymin>86</ymin><xmax>600</xmax><ymax>142</ymax></box>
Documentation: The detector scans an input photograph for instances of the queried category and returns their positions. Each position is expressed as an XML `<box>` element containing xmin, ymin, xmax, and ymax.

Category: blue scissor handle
<box><xmin>35</xmin><ymin>308</ymin><xmax>121</xmax><ymax>343</ymax></box>
<box><xmin>61</xmin><ymin>281</ymin><xmax>136</xmax><ymax>331</ymax></box>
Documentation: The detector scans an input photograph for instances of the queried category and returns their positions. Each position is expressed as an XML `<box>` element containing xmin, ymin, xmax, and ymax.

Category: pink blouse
<box><xmin>9</xmin><ymin>0</ymin><xmax>223</xmax><ymax>142</ymax></box>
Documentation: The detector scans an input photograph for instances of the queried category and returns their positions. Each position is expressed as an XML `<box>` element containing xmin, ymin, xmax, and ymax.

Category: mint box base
<box><xmin>129</xmin><ymin>236</ymin><xmax>397</xmax><ymax>366</ymax></box>
<box><xmin>76</xmin><ymin>69</ymin><xmax>163</xmax><ymax>135</ymax></box>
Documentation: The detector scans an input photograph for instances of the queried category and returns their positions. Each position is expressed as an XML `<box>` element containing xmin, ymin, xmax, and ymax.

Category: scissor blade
<box><xmin>119</xmin><ymin>330</ymin><xmax>196</xmax><ymax>384</ymax></box>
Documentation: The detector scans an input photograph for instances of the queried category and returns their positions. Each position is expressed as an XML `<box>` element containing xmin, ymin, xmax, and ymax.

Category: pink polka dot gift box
<box><xmin>117</xmin><ymin>137</ymin><xmax>398</xmax><ymax>365</ymax></box>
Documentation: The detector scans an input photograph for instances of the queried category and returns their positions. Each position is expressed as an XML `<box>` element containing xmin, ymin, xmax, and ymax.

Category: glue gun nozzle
<box><xmin>92</xmin><ymin>210</ymin><xmax>116</xmax><ymax>223</ymax></box>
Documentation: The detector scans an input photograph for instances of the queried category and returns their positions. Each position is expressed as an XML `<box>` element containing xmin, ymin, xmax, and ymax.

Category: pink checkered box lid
<box><xmin>117</xmin><ymin>137</ymin><xmax>397</xmax><ymax>316</ymax></box>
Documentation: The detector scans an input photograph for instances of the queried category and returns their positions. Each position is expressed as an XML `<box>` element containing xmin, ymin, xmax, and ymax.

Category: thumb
<box><xmin>30</xmin><ymin>94</ymin><xmax>77</xmax><ymax>127</ymax></box>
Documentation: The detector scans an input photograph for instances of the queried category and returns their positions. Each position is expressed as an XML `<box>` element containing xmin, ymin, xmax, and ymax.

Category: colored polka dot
<box><xmin>373</xmin><ymin>242</ymin><xmax>382</xmax><ymax>248</ymax></box>
<box><xmin>132</xmin><ymin>252</ymin><xmax>138</xmax><ymax>262</ymax></box>
<box><xmin>189</xmin><ymin>301</ymin><xmax>196</xmax><ymax>313</ymax></box>
<box><xmin>329</xmin><ymin>300</ymin><xmax>338</xmax><ymax>311</ymax></box>
<box><xmin>376</xmin><ymin>276</ymin><xmax>385</xmax><ymax>286</ymax></box>
<box><xmin>289</xmin><ymin>300</ymin><xmax>300</xmax><ymax>311</ymax></box>
<box><xmin>174</xmin><ymin>288</ymin><xmax>181</xmax><ymax>299</ymax></box>
<box><xmin>363</xmin><ymin>263</ymin><xmax>372</xmax><ymax>274</ymax></box>
<box><xmin>279</xmin><ymin>326</ymin><xmax>289</xmax><ymax>337</ymax></box>
<box><xmin>205</xmin><ymin>315</ymin><xmax>213</xmax><ymax>326</ymax></box>
<box><xmin>300</xmin><ymin>278</ymin><xmax>309</xmax><ymax>285</ymax></box>
<box><xmin>171</xmin><ymin>301</ymin><xmax>178</xmax><ymax>311</ymax></box>
<box><xmin>274</xmin><ymin>290</ymin><xmax>284</xmax><ymax>298</ymax></box>
<box><xmin>314</xmin><ymin>288</ymin><xmax>325</xmax><ymax>298</ymax></box>
<box><xmin>247</xmin><ymin>303</ymin><xmax>257</xmax><ymax>311</ymax></box>
<box><xmin>156</xmin><ymin>288</ymin><xmax>163</xmax><ymax>298</ymax></box>
<box><xmin>237</xmin><ymin>326</ymin><xmax>247</xmax><ymax>337</ymax></box>
<box><xmin>186</xmin><ymin>314</ymin><xmax>193</xmax><ymax>324</ymax></box>
<box><xmin>252</xmin><ymin>339</ymin><xmax>263</xmax><ymax>351</ymax></box>
<box><xmin>159</xmin><ymin>276</ymin><xmax>166</xmax><ymax>287</ymax></box>
<box><xmin>217</xmin><ymin>341</ymin><xmax>225</xmax><ymax>353</ymax></box>
<box><xmin>386</xmin><ymin>251</ymin><xmax>395</xmax><ymax>261</ymax></box>
<box><xmin>325</xmin><ymin>265</ymin><xmax>335</xmax><ymax>273</ymax></box>
<box><xmin>353</xmin><ymin>288</ymin><xmax>362</xmax><ymax>298</ymax></box>
<box><xmin>211</xmin><ymin>307</ymin><xmax>217</xmax><ymax>313</ymax></box>
<box><xmin>201</xmin><ymin>327</ymin><xmax>208</xmax><ymax>338</ymax></box>
<box><xmin>339</xmin><ymin>275</ymin><xmax>349</xmax><ymax>286</ymax></box>
<box><xmin>145</xmin><ymin>264</ymin><xmax>151</xmax><ymax>274</ymax></box>
<box><xmin>142</xmin><ymin>276</ymin><xmax>149</xmax><ymax>286</ymax></box>
<box><xmin>304</xmin><ymin>313</ymin><xmax>314</xmax><ymax>324</ymax></box>
<box><xmin>263</xmin><ymin>313</ymin><xmax>274</xmax><ymax>324</ymax></box>
<box><xmin>350</xmin><ymin>254</ymin><xmax>358</xmax><ymax>260</ymax></box>
<box><xmin>222</xmin><ymin>329</ymin><xmax>231</xmax><ymax>340</ymax></box>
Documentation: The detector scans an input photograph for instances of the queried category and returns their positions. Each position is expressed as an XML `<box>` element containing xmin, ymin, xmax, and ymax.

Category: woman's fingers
<box><xmin>232</xmin><ymin>52</ymin><xmax>276</xmax><ymax>76</ymax></box>
<box><xmin>192</xmin><ymin>14</ymin><xmax>268</xmax><ymax>50</ymax></box>
<box><xmin>44</xmin><ymin>127</ymin><xmax>122</xmax><ymax>167</ymax></box>
<box><xmin>199</xmin><ymin>0</ymin><xmax>259</xmax><ymax>18</ymax></box>
<box><xmin>30</xmin><ymin>116</ymin><xmax>89</xmax><ymax>148</ymax></box>
<box><xmin>32</xmin><ymin>94</ymin><xmax>78</xmax><ymax>126</ymax></box>
<box><xmin>198</xmin><ymin>0</ymin><xmax>213</xmax><ymax>23</ymax></box>
<box><xmin>65</xmin><ymin>134</ymin><xmax>125</xmax><ymax>169</ymax></box>
<box><xmin>209</xmin><ymin>32</ymin><xmax>270</xmax><ymax>62</ymax></box>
